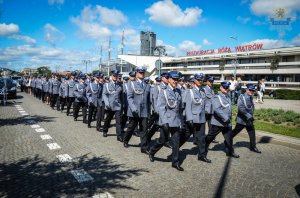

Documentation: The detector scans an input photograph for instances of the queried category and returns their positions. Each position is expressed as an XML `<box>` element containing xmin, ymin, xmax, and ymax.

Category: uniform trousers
<box><xmin>232</xmin><ymin>123</ymin><xmax>256</xmax><ymax>149</ymax></box>
<box><xmin>96</xmin><ymin>106</ymin><xmax>103</xmax><ymax>130</ymax></box>
<box><xmin>150</xmin><ymin>126</ymin><xmax>180</xmax><ymax>165</ymax></box>
<box><xmin>102</xmin><ymin>110</ymin><xmax>122</xmax><ymax>138</ymax></box>
<box><xmin>73</xmin><ymin>101</ymin><xmax>87</xmax><ymax>122</ymax></box>
<box><xmin>123</xmin><ymin>117</ymin><xmax>148</xmax><ymax>151</ymax></box>
<box><xmin>121</xmin><ymin>106</ymin><xmax>128</xmax><ymax>132</ymax></box>
<box><xmin>66</xmin><ymin>97</ymin><xmax>75</xmax><ymax>115</ymax></box>
<box><xmin>147</xmin><ymin>112</ymin><xmax>160</xmax><ymax>142</ymax></box>
<box><xmin>60</xmin><ymin>97</ymin><xmax>66</xmax><ymax>111</ymax></box>
<box><xmin>42</xmin><ymin>91</ymin><xmax>47</xmax><ymax>103</ymax></box>
<box><xmin>206</xmin><ymin>125</ymin><xmax>234</xmax><ymax>155</ymax></box>
<box><xmin>205</xmin><ymin>114</ymin><xmax>213</xmax><ymax>134</ymax></box>
<box><xmin>87</xmin><ymin>103</ymin><xmax>97</xmax><ymax>126</ymax></box>
<box><xmin>51</xmin><ymin>94</ymin><xmax>59</xmax><ymax>110</ymax></box>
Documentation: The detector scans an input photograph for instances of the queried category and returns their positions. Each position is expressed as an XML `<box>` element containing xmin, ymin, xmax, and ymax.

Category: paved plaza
<box><xmin>0</xmin><ymin>92</ymin><xmax>300</xmax><ymax>198</ymax></box>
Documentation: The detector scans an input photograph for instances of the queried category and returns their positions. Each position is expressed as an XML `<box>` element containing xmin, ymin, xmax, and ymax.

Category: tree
<box><xmin>37</xmin><ymin>66</ymin><xmax>52</xmax><ymax>76</ymax></box>
<box><xmin>270</xmin><ymin>55</ymin><xmax>280</xmax><ymax>71</ymax></box>
<box><xmin>219</xmin><ymin>58</ymin><xmax>225</xmax><ymax>71</ymax></box>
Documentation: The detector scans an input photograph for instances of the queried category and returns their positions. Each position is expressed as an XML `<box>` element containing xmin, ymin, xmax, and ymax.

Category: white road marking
<box><xmin>21</xmin><ymin>113</ymin><xmax>29</xmax><ymax>116</ymax></box>
<box><xmin>19</xmin><ymin>110</ymin><xmax>26</xmax><ymax>113</ymax></box>
<box><xmin>35</xmin><ymin>128</ymin><xmax>46</xmax><ymax>133</ymax></box>
<box><xmin>71</xmin><ymin>169</ymin><xmax>94</xmax><ymax>183</ymax></box>
<box><xmin>40</xmin><ymin>134</ymin><xmax>52</xmax><ymax>140</ymax></box>
<box><xmin>31</xmin><ymin>124</ymin><xmax>40</xmax><ymax>129</ymax></box>
<box><xmin>46</xmin><ymin>143</ymin><xmax>61</xmax><ymax>150</ymax></box>
<box><xmin>56</xmin><ymin>154</ymin><xmax>72</xmax><ymax>163</ymax></box>
<box><xmin>92</xmin><ymin>192</ymin><xmax>114</xmax><ymax>198</ymax></box>
<box><xmin>23</xmin><ymin>116</ymin><xmax>35</xmax><ymax>120</ymax></box>
<box><xmin>16</xmin><ymin>108</ymin><xmax>24</xmax><ymax>110</ymax></box>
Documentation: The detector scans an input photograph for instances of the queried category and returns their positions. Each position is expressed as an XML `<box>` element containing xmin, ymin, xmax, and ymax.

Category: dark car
<box><xmin>0</xmin><ymin>77</ymin><xmax>17</xmax><ymax>99</ymax></box>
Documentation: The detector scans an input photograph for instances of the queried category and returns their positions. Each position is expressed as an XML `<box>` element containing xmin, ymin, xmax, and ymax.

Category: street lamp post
<box><xmin>230</xmin><ymin>36</ymin><xmax>238</xmax><ymax>79</ymax></box>
<box><xmin>82</xmin><ymin>60</ymin><xmax>91</xmax><ymax>74</ymax></box>
<box><xmin>154</xmin><ymin>46</ymin><xmax>166</xmax><ymax>77</ymax></box>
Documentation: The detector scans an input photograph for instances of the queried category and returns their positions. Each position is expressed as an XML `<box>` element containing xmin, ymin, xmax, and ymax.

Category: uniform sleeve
<box><xmin>102</xmin><ymin>83</ymin><xmax>109</xmax><ymax>107</ymax></box>
<box><xmin>127</xmin><ymin>82</ymin><xmax>137</xmax><ymax>113</ymax></box>
<box><xmin>185</xmin><ymin>89</ymin><xmax>192</xmax><ymax>121</ymax></box>
<box><xmin>237</xmin><ymin>95</ymin><xmax>252</xmax><ymax>120</ymax></box>
<box><xmin>158</xmin><ymin>90</ymin><xmax>167</xmax><ymax>125</ymax></box>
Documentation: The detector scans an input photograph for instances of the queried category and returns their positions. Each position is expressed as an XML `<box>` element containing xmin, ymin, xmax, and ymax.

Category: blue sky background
<box><xmin>0</xmin><ymin>0</ymin><xmax>299</xmax><ymax>71</ymax></box>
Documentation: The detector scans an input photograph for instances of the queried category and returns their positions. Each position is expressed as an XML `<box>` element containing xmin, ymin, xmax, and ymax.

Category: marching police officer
<box><xmin>59</xmin><ymin>75</ymin><xmax>68</xmax><ymax>112</ymax></box>
<box><xmin>184</xmin><ymin>74</ymin><xmax>211</xmax><ymax>163</ymax></box>
<box><xmin>36</xmin><ymin>76</ymin><xmax>42</xmax><ymax>100</ymax></box>
<box><xmin>102</xmin><ymin>70</ymin><xmax>123</xmax><ymax>141</ymax></box>
<box><xmin>232</xmin><ymin>84</ymin><xmax>261</xmax><ymax>153</ymax></box>
<box><xmin>123</xmin><ymin>67</ymin><xmax>151</xmax><ymax>154</ymax></box>
<box><xmin>149</xmin><ymin>71</ymin><xmax>184</xmax><ymax>171</ymax></box>
<box><xmin>66</xmin><ymin>71</ymin><xmax>77</xmax><ymax>116</ymax></box>
<box><xmin>86</xmin><ymin>73</ymin><xmax>103</xmax><ymax>128</ymax></box>
<box><xmin>73</xmin><ymin>74</ymin><xmax>87</xmax><ymax>123</ymax></box>
<box><xmin>51</xmin><ymin>74</ymin><xmax>61</xmax><ymax>110</ymax></box>
<box><xmin>121</xmin><ymin>76</ymin><xmax>130</xmax><ymax>133</ymax></box>
<box><xmin>42</xmin><ymin>76</ymin><xmax>49</xmax><ymax>103</ymax></box>
<box><xmin>205</xmin><ymin>82</ymin><xmax>239</xmax><ymax>158</ymax></box>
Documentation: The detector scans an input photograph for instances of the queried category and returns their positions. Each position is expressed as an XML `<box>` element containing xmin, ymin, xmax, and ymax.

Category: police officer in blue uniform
<box><xmin>184</xmin><ymin>74</ymin><xmax>211</xmax><ymax>163</ymax></box>
<box><xmin>86</xmin><ymin>73</ymin><xmax>103</xmax><ymax>128</ymax></box>
<box><xmin>121</xmin><ymin>76</ymin><xmax>130</xmax><ymax>133</ymax></box>
<box><xmin>123</xmin><ymin>67</ymin><xmax>151</xmax><ymax>153</ymax></box>
<box><xmin>42</xmin><ymin>76</ymin><xmax>49</xmax><ymax>103</ymax></box>
<box><xmin>102</xmin><ymin>70</ymin><xmax>123</xmax><ymax>141</ymax></box>
<box><xmin>205</xmin><ymin>82</ymin><xmax>239</xmax><ymax>158</ymax></box>
<box><xmin>96</xmin><ymin>73</ymin><xmax>105</xmax><ymax>131</ymax></box>
<box><xmin>51</xmin><ymin>74</ymin><xmax>61</xmax><ymax>110</ymax></box>
<box><xmin>59</xmin><ymin>75</ymin><xmax>68</xmax><ymax>112</ymax></box>
<box><xmin>232</xmin><ymin>84</ymin><xmax>261</xmax><ymax>153</ymax></box>
<box><xmin>73</xmin><ymin>74</ymin><xmax>87</xmax><ymax>123</ymax></box>
<box><xmin>66</xmin><ymin>71</ymin><xmax>77</xmax><ymax>116</ymax></box>
<box><xmin>149</xmin><ymin>71</ymin><xmax>184</xmax><ymax>171</ymax></box>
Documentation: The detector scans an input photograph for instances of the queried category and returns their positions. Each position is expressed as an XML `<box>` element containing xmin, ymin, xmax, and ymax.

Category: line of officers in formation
<box><xmin>21</xmin><ymin>67</ymin><xmax>261</xmax><ymax>171</ymax></box>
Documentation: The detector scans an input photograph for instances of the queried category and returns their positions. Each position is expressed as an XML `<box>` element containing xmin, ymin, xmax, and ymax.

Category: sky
<box><xmin>0</xmin><ymin>0</ymin><xmax>300</xmax><ymax>72</ymax></box>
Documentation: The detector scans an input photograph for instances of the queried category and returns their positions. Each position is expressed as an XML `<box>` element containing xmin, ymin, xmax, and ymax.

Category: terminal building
<box><xmin>119</xmin><ymin>45</ymin><xmax>300</xmax><ymax>88</ymax></box>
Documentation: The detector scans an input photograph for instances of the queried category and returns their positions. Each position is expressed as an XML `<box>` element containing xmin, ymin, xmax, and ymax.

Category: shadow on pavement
<box><xmin>295</xmin><ymin>184</ymin><xmax>300</xmax><ymax>196</ymax></box>
<box><xmin>0</xmin><ymin>154</ymin><xmax>147</xmax><ymax>197</ymax></box>
<box><xmin>213</xmin><ymin>157</ymin><xmax>231</xmax><ymax>198</ymax></box>
<box><xmin>0</xmin><ymin>115</ymin><xmax>56</xmax><ymax>127</ymax></box>
<box><xmin>258</xmin><ymin>136</ymin><xmax>272</xmax><ymax>144</ymax></box>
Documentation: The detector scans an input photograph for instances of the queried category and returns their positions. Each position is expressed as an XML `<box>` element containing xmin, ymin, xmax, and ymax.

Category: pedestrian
<box><xmin>51</xmin><ymin>74</ymin><xmax>61</xmax><ymax>110</ymax></box>
<box><xmin>232</xmin><ymin>84</ymin><xmax>261</xmax><ymax>153</ymax></box>
<box><xmin>229</xmin><ymin>76</ymin><xmax>237</xmax><ymax>104</ymax></box>
<box><xmin>149</xmin><ymin>71</ymin><xmax>184</xmax><ymax>171</ymax></box>
<box><xmin>66</xmin><ymin>72</ymin><xmax>77</xmax><ymax>116</ymax></box>
<box><xmin>255</xmin><ymin>80</ymin><xmax>263</xmax><ymax>103</ymax></box>
<box><xmin>73</xmin><ymin>74</ymin><xmax>88</xmax><ymax>123</ymax></box>
<box><xmin>261</xmin><ymin>79</ymin><xmax>266</xmax><ymax>102</ymax></box>
<box><xmin>102</xmin><ymin>70</ymin><xmax>123</xmax><ymax>141</ymax></box>
<box><xmin>123</xmin><ymin>66</ymin><xmax>151</xmax><ymax>154</ymax></box>
<box><xmin>205</xmin><ymin>81</ymin><xmax>240</xmax><ymax>158</ymax></box>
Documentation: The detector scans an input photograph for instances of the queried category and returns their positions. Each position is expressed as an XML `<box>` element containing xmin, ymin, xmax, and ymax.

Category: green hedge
<box><xmin>275</xmin><ymin>89</ymin><xmax>300</xmax><ymax>100</ymax></box>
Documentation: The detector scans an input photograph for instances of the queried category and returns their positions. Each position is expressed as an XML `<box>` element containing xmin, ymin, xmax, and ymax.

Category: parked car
<box><xmin>0</xmin><ymin>77</ymin><xmax>17</xmax><ymax>99</ymax></box>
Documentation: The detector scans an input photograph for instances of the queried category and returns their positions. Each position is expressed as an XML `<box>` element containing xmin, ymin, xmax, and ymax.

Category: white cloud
<box><xmin>145</xmin><ymin>0</ymin><xmax>202</xmax><ymax>27</ymax></box>
<box><xmin>8</xmin><ymin>35</ymin><xmax>36</xmax><ymax>44</ymax></box>
<box><xmin>292</xmin><ymin>34</ymin><xmax>300</xmax><ymax>45</ymax></box>
<box><xmin>44</xmin><ymin>23</ymin><xmax>64</xmax><ymax>47</ymax></box>
<box><xmin>71</xmin><ymin>5</ymin><xmax>127</xmax><ymax>40</ymax></box>
<box><xmin>203</xmin><ymin>38</ymin><xmax>212</xmax><ymax>46</ymax></box>
<box><xmin>0</xmin><ymin>45</ymin><xmax>100</xmax><ymax>71</ymax></box>
<box><xmin>242</xmin><ymin>39</ymin><xmax>290</xmax><ymax>49</ymax></box>
<box><xmin>48</xmin><ymin>0</ymin><xmax>64</xmax><ymax>5</ymax></box>
<box><xmin>237</xmin><ymin>16</ymin><xmax>251</xmax><ymax>24</ymax></box>
<box><xmin>0</xmin><ymin>23</ymin><xmax>19</xmax><ymax>36</ymax></box>
<box><xmin>179</xmin><ymin>40</ymin><xmax>201</xmax><ymax>51</ymax></box>
<box><xmin>250</xmin><ymin>0</ymin><xmax>300</xmax><ymax>17</ymax></box>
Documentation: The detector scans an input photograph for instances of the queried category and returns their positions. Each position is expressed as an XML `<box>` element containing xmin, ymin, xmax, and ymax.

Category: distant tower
<box><xmin>140</xmin><ymin>31</ymin><xmax>156</xmax><ymax>56</ymax></box>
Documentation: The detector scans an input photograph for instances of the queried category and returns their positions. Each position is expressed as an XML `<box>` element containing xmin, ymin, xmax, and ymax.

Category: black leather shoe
<box><xmin>164</xmin><ymin>142</ymin><xmax>172</xmax><ymax>149</ymax></box>
<box><xmin>193</xmin><ymin>141</ymin><xmax>198</xmax><ymax>146</ymax></box>
<box><xmin>149</xmin><ymin>153</ymin><xmax>155</xmax><ymax>162</ymax></box>
<box><xmin>103</xmin><ymin>132</ymin><xmax>107</xmax><ymax>137</ymax></box>
<box><xmin>117</xmin><ymin>137</ymin><xmax>123</xmax><ymax>142</ymax></box>
<box><xmin>83</xmin><ymin>120</ymin><xmax>87</xmax><ymax>124</ymax></box>
<box><xmin>250</xmin><ymin>147</ymin><xmax>261</xmax><ymax>153</ymax></box>
<box><xmin>141</xmin><ymin>149</ymin><xmax>149</xmax><ymax>154</ymax></box>
<box><xmin>74</xmin><ymin>118</ymin><xmax>77</xmax><ymax>121</ymax></box>
<box><xmin>123</xmin><ymin>142</ymin><xmax>128</xmax><ymax>148</ymax></box>
<box><xmin>226</xmin><ymin>153</ymin><xmax>240</xmax><ymax>158</ymax></box>
<box><xmin>172</xmin><ymin>164</ymin><xmax>184</xmax><ymax>171</ymax></box>
<box><xmin>198</xmin><ymin>156</ymin><xmax>212</xmax><ymax>163</ymax></box>
<box><xmin>88</xmin><ymin>125</ymin><xmax>91</xmax><ymax>128</ymax></box>
<box><xmin>66</xmin><ymin>112</ymin><xmax>69</xmax><ymax>116</ymax></box>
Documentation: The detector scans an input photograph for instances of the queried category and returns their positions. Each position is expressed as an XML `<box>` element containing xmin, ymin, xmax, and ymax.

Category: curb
<box><xmin>237</xmin><ymin>130</ymin><xmax>300</xmax><ymax>150</ymax></box>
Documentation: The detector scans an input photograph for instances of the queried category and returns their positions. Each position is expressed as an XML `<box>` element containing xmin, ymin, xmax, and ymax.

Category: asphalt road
<box><xmin>0</xmin><ymin>92</ymin><xmax>300</xmax><ymax>198</ymax></box>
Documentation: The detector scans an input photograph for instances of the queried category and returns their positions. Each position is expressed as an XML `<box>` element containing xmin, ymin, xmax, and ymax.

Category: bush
<box><xmin>275</xmin><ymin>89</ymin><xmax>300</xmax><ymax>100</ymax></box>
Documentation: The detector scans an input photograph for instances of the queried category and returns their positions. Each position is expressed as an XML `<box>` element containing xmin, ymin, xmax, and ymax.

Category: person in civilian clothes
<box><xmin>149</xmin><ymin>71</ymin><xmax>184</xmax><ymax>171</ymax></box>
<box><xmin>123</xmin><ymin>67</ymin><xmax>151</xmax><ymax>153</ymax></box>
<box><xmin>102</xmin><ymin>70</ymin><xmax>123</xmax><ymax>141</ymax></box>
<box><xmin>73</xmin><ymin>74</ymin><xmax>88</xmax><ymax>123</ymax></box>
<box><xmin>205</xmin><ymin>82</ymin><xmax>239</xmax><ymax>158</ymax></box>
<box><xmin>232</xmin><ymin>84</ymin><xmax>261</xmax><ymax>153</ymax></box>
